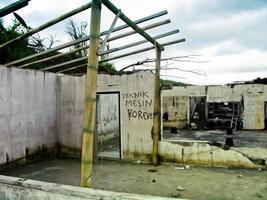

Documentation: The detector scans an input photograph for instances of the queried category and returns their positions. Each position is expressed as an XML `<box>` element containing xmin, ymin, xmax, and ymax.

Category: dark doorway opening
<box><xmin>189</xmin><ymin>96</ymin><xmax>207</xmax><ymax>129</ymax></box>
<box><xmin>207</xmin><ymin>102</ymin><xmax>241</xmax><ymax>129</ymax></box>
<box><xmin>96</xmin><ymin>92</ymin><xmax>121</xmax><ymax>159</ymax></box>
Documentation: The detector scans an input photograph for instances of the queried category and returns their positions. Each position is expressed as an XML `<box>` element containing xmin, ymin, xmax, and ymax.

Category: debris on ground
<box><xmin>174</xmin><ymin>165</ymin><xmax>191</xmax><ymax>170</ymax></box>
<box><xmin>168</xmin><ymin>193</ymin><xmax>181</xmax><ymax>198</ymax></box>
<box><xmin>148</xmin><ymin>168</ymin><xmax>157</xmax><ymax>172</ymax></box>
<box><xmin>175</xmin><ymin>166</ymin><xmax>185</xmax><ymax>170</ymax></box>
<box><xmin>185</xmin><ymin>165</ymin><xmax>190</xmax><ymax>170</ymax></box>
<box><xmin>237</xmin><ymin>174</ymin><xmax>243</xmax><ymax>178</ymax></box>
<box><xmin>176</xmin><ymin>186</ymin><xmax>186</xmax><ymax>191</ymax></box>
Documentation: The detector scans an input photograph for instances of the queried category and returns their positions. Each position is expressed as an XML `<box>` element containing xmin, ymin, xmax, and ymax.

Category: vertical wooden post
<box><xmin>80</xmin><ymin>0</ymin><xmax>101</xmax><ymax>187</ymax></box>
<box><xmin>152</xmin><ymin>46</ymin><xmax>161</xmax><ymax>166</ymax></box>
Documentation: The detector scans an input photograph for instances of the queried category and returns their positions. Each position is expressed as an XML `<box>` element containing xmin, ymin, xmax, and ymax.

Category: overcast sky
<box><xmin>1</xmin><ymin>0</ymin><xmax>267</xmax><ymax>85</ymax></box>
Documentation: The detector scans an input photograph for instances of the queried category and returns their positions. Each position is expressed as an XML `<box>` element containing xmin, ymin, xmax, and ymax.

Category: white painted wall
<box><xmin>0</xmin><ymin>66</ymin><xmax>57</xmax><ymax>165</ymax></box>
<box><xmin>97</xmin><ymin>72</ymin><xmax>155</xmax><ymax>159</ymax></box>
<box><xmin>56</xmin><ymin>71</ymin><xmax>155</xmax><ymax>159</ymax></box>
<box><xmin>56</xmin><ymin>75</ymin><xmax>85</xmax><ymax>152</ymax></box>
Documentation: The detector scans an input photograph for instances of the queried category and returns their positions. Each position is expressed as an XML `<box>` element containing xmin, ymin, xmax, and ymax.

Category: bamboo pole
<box><xmin>18</xmin><ymin>45</ymin><xmax>88</xmax><ymax>68</ymax></box>
<box><xmin>99</xmin><ymin>29</ymin><xmax>179</xmax><ymax>56</ymax></box>
<box><xmin>5</xmin><ymin>10</ymin><xmax>167</xmax><ymax>67</ymax></box>
<box><xmin>0</xmin><ymin>0</ymin><xmax>30</xmax><ymax>18</ymax></box>
<box><xmin>152</xmin><ymin>46</ymin><xmax>161</xmax><ymax>166</ymax></box>
<box><xmin>56</xmin><ymin>63</ymin><xmax>87</xmax><ymax>74</ymax></box>
<box><xmin>40</xmin><ymin>21</ymin><xmax>173</xmax><ymax>72</ymax></box>
<box><xmin>102</xmin><ymin>0</ymin><xmax>164</xmax><ymax>51</ymax></box>
<box><xmin>80</xmin><ymin>0</ymin><xmax>101</xmax><ymax>187</ymax></box>
<box><xmin>19</xmin><ymin>19</ymin><xmax>170</xmax><ymax>69</ymax></box>
<box><xmin>52</xmin><ymin>38</ymin><xmax>185</xmax><ymax>73</ymax></box>
<box><xmin>0</xmin><ymin>2</ymin><xmax>92</xmax><ymax>50</ymax></box>
<box><xmin>101</xmin><ymin>38</ymin><xmax>185</xmax><ymax>63</ymax></box>
<box><xmin>41</xmin><ymin>57</ymin><xmax>86</xmax><ymax>71</ymax></box>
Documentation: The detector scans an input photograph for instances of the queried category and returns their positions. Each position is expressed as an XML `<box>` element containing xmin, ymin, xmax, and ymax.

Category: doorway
<box><xmin>189</xmin><ymin>96</ymin><xmax>207</xmax><ymax>129</ymax></box>
<box><xmin>96</xmin><ymin>92</ymin><xmax>121</xmax><ymax>159</ymax></box>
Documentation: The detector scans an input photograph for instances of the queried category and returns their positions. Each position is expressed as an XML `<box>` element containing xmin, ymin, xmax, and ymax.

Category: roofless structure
<box><xmin>0</xmin><ymin>0</ymin><xmax>185</xmax><ymax>187</ymax></box>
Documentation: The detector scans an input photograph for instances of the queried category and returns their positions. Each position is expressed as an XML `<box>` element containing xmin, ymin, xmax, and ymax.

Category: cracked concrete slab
<box><xmin>232</xmin><ymin>147</ymin><xmax>267</xmax><ymax>165</ymax></box>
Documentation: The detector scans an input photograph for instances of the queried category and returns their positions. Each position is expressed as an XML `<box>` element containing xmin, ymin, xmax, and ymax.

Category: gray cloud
<box><xmin>1</xmin><ymin>0</ymin><xmax>266</xmax><ymax>84</ymax></box>
<box><xmin>167</xmin><ymin>2</ymin><xmax>267</xmax><ymax>52</ymax></box>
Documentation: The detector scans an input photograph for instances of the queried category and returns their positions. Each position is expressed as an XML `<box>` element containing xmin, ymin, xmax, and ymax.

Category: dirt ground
<box><xmin>1</xmin><ymin>158</ymin><xmax>267</xmax><ymax>200</ymax></box>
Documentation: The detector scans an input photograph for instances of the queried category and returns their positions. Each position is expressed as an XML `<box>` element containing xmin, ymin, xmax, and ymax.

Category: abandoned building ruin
<box><xmin>162</xmin><ymin>82</ymin><xmax>267</xmax><ymax>130</ymax></box>
<box><xmin>1</xmin><ymin>66</ymin><xmax>266</xmax><ymax>171</ymax></box>
<box><xmin>0</xmin><ymin>0</ymin><xmax>267</xmax><ymax>199</ymax></box>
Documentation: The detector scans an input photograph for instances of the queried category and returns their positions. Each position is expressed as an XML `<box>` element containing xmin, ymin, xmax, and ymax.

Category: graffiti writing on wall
<box><xmin>122</xmin><ymin>91</ymin><xmax>153</xmax><ymax>121</ymax></box>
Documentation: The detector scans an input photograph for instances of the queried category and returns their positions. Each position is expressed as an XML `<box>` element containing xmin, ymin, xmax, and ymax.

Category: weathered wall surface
<box><xmin>162</xmin><ymin>86</ymin><xmax>206</xmax><ymax>97</ymax></box>
<box><xmin>56</xmin><ymin>75</ymin><xmax>85</xmax><ymax>155</ymax></box>
<box><xmin>162</xmin><ymin>84</ymin><xmax>266</xmax><ymax>129</ymax></box>
<box><xmin>162</xmin><ymin>96</ymin><xmax>188</xmax><ymax>128</ymax></box>
<box><xmin>0</xmin><ymin>65</ymin><xmax>265</xmax><ymax>168</ymax></box>
<box><xmin>112</xmin><ymin>72</ymin><xmax>155</xmax><ymax>160</ymax></box>
<box><xmin>159</xmin><ymin>140</ymin><xmax>257</xmax><ymax>168</ymax></box>
<box><xmin>207</xmin><ymin>85</ymin><xmax>241</xmax><ymax>102</ymax></box>
<box><xmin>57</xmin><ymin>71</ymin><xmax>155</xmax><ymax>160</ymax></box>
<box><xmin>0</xmin><ymin>66</ymin><xmax>57</xmax><ymax>165</ymax></box>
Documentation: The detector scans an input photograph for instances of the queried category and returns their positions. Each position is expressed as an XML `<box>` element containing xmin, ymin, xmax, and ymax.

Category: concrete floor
<box><xmin>163</xmin><ymin>129</ymin><xmax>267</xmax><ymax>148</ymax></box>
<box><xmin>1</xmin><ymin>158</ymin><xmax>267</xmax><ymax>200</ymax></box>
<box><xmin>98</xmin><ymin>136</ymin><xmax>120</xmax><ymax>159</ymax></box>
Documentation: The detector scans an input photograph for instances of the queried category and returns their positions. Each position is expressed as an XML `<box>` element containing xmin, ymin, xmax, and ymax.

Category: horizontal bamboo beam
<box><xmin>4</xmin><ymin>10</ymin><xmax>167</xmax><ymax>67</ymax></box>
<box><xmin>41</xmin><ymin>57</ymin><xmax>86</xmax><ymax>71</ymax></box>
<box><xmin>5</xmin><ymin>36</ymin><xmax>90</xmax><ymax>67</ymax></box>
<box><xmin>99</xmin><ymin>29</ymin><xmax>179</xmax><ymax>56</ymax></box>
<box><xmin>18</xmin><ymin>45</ymin><xmax>88</xmax><ymax>68</ymax></box>
<box><xmin>24</xmin><ymin>19</ymin><xmax>171</xmax><ymax>70</ymax></box>
<box><xmin>102</xmin><ymin>0</ymin><xmax>164</xmax><ymax>51</ymax></box>
<box><xmin>56</xmin><ymin>63</ymin><xmax>88</xmax><ymax>74</ymax></box>
<box><xmin>0</xmin><ymin>2</ymin><xmax>92</xmax><ymax>50</ymax></box>
<box><xmin>105</xmin><ymin>19</ymin><xmax>170</xmax><ymax>43</ymax></box>
<box><xmin>0</xmin><ymin>0</ymin><xmax>31</xmax><ymax>18</ymax></box>
<box><xmin>101</xmin><ymin>38</ymin><xmax>185</xmax><ymax>63</ymax></box>
<box><xmin>55</xmin><ymin>38</ymin><xmax>186</xmax><ymax>73</ymax></box>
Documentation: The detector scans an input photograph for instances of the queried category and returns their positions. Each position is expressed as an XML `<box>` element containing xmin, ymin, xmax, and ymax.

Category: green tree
<box><xmin>64</xmin><ymin>19</ymin><xmax>116</xmax><ymax>73</ymax></box>
<box><xmin>65</xmin><ymin>19</ymin><xmax>88</xmax><ymax>57</ymax></box>
<box><xmin>0</xmin><ymin>19</ymin><xmax>36</xmax><ymax>64</ymax></box>
<box><xmin>0</xmin><ymin>14</ymin><xmax>57</xmax><ymax>65</ymax></box>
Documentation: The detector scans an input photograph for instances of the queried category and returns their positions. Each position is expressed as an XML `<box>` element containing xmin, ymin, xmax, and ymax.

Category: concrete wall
<box><xmin>57</xmin><ymin>73</ymin><xmax>263</xmax><ymax>167</ymax></box>
<box><xmin>0</xmin><ymin>66</ymin><xmax>57</xmax><ymax>165</ymax></box>
<box><xmin>159</xmin><ymin>140</ymin><xmax>257</xmax><ymax>168</ymax></box>
<box><xmin>0</xmin><ymin>66</ymin><xmax>155</xmax><ymax>163</ymax></box>
<box><xmin>0</xmin><ymin>65</ymin><xmax>264</xmax><ymax>168</ymax></box>
<box><xmin>162</xmin><ymin>84</ymin><xmax>266</xmax><ymax>129</ymax></box>
<box><xmin>56</xmin><ymin>75</ymin><xmax>85</xmax><ymax>154</ymax></box>
<box><xmin>56</xmin><ymin>71</ymin><xmax>155</xmax><ymax>160</ymax></box>
<box><xmin>162</xmin><ymin>96</ymin><xmax>188</xmax><ymax>128</ymax></box>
